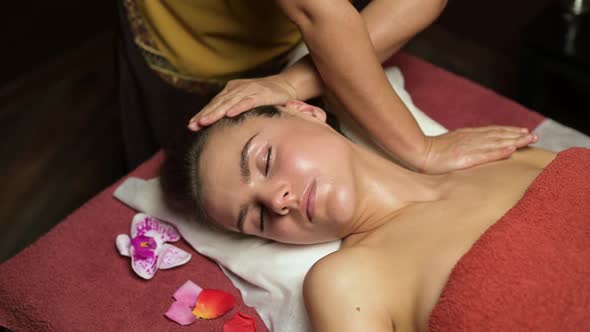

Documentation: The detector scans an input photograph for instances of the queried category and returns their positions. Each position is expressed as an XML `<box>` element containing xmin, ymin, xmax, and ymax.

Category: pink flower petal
<box><xmin>173</xmin><ymin>280</ymin><xmax>203</xmax><ymax>305</ymax></box>
<box><xmin>165</xmin><ymin>300</ymin><xmax>197</xmax><ymax>326</ymax></box>
<box><xmin>159</xmin><ymin>244</ymin><xmax>192</xmax><ymax>270</ymax></box>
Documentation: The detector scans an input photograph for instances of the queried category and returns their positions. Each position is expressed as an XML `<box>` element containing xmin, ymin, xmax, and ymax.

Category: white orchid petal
<box><xmin>115</xmin><ymin>234</ymin><xmax>131</xmax><ymax>257</ymax></box>
<box><xmin>158</xmin><ymin>244</ymin><xmax>192</xmax><ymax>270</ymax></box>
<box><xmin>131</xmin><ymin>213</ymin><xmax>181</xmax><ymax>242</ymax></box>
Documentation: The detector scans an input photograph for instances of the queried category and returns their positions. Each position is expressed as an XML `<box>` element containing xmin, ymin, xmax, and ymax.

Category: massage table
<box><xmin>0</xmin><ymin>53</ymin><xmax>587</xmax><ymax>332</ymax></box>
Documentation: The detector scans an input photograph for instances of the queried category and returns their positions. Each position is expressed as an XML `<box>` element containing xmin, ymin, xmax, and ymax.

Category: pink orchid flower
<box><xmin>116</xmin><ymin>213</ymin><xmax>191</xmax><ymax>280</ymax></box>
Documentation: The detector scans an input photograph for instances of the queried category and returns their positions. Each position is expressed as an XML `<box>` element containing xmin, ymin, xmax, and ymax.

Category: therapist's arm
<box><xmin>281</xmin><ymin>0</ymin><xmax>447</xmax><ymax>102</ymax></box>
<box><xmin>191</xmin><ymin>0</ymin><xmax>536</xmax><ymax>172</ymax></box>
<box><xmin>277</xmin><ymin>0</ymin><xmax>430</xmax><ymax>167</ymax></box>
<box><xmin>191</xmin><ymin>0</ymin><xmax>443</xmax><ymax>127</ymax></box>
<box><xmin>276</xmin><ymin>0</ymin><xmax>536</xmax><ymax>173</ymax></box>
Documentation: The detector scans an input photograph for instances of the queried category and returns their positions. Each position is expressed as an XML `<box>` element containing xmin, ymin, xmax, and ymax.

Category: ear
<box><xmin>285</xmin><ymin>100</ymin><xmax>327</xmax><ymax>123</ymax></box>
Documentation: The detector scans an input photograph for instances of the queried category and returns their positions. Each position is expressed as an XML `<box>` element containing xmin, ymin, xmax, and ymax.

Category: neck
<box><xmin>343</xmin><ymin>143</ymin><xmax>449</xmax><ymax>241</ymax></box>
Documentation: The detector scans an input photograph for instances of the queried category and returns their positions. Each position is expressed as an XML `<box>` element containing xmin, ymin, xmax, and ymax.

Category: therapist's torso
<box><xmin>133</xmin><ymin>0</ymin><xmax>302</xmax><ymax>81</ymax></box>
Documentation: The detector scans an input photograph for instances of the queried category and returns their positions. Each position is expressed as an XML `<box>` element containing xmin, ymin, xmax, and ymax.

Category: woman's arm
<box><xmin>304</xmin><ymin>254</ymin><xmax>394</xmax><ymax>332</ymax></box>
<box><xmin>230</xmin><ymin>0</ymin><xmax>431</xmax><ymax>167</ymax></box>
<box><xmin>190</xmin><ymin>0</ymin><xmax>444</xmax><ymax>128</ymax></box>
<box><xmin>190</xmin><ymin>0</ymin><xmax>536</xmax><ymax>173</ymax></box>
<box><xmin>274</xmin><ymin>0</ymin><xmax>536</xmax><ymax>173</ymax></box>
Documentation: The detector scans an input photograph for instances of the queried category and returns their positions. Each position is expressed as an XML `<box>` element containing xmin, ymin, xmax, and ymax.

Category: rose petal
<box><xmin>131</xmin><ymin>213</ymin><xmax>181</xmax><ymax>243</ymax></box>
<box><xmin>115</xmin><ymin>234</ymin><xmax>131</xmax><ymax>257</ymax></box>
<box><xmin>159</xmin><ymin>244</ymin><xmax>192</xmax><ymax>270</ymax></box>
<box><xmin>173</xmin><ymin>280</ymin><xmax>203</xmax><ymax>305</ymax></box>
<box><xmin>165</xmin><ymin>300</ymin><xmax>197</xmax><ymax>326</ymax></box>
<box><xmin>192</xmin><ymin>289</ymin><xmax>236</xmax><ymax>319</ymax></box>
<box><xmin>223</xmin><ymin>312</ymin><xmax>256</xmax><ymax>332</ymax></box>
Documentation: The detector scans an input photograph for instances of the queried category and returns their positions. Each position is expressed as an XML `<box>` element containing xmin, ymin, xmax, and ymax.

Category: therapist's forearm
<box><xmin>279</xmin><ymin>0</ymin><xmax>430</xmax><ymax>165</ymax></box>
<box><xmin>281</xmin><ymin>0</ymin><xmax>447</xmax><ymax>102</ymax></box>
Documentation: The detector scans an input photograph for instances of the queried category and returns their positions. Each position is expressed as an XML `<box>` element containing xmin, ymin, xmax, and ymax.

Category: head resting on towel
<box><xmin>161</xmin><ymin>100</ymin><xmax>371</xmax><ymax>244</ymax></box>
<box><xmin>160</xmin><ymin>105</ymin><xmax>283</xmax><ymax>233</ymax></box>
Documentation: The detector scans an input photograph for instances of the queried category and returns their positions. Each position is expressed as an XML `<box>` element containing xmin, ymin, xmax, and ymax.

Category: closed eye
<box><xmin>264</xmin><ymin>146</ymin><xmax>272</xmax><ymax>176</ymax></box>
<box><xmin>260</xmin><ymin>146</ymin><xmax>272</xmax><ymax>232</ymax></box>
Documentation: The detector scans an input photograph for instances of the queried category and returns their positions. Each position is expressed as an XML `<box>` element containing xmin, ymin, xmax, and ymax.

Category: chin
<box><xmin>324</xmin><ymin>185</ymin><xmax>355</xmax><ymax>228</ymax></box>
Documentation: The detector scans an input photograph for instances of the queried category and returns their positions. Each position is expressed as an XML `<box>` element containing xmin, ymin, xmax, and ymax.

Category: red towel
<box><xmin>429</xmin><ymin>147</ymin><xmax>590</xmax><ymax>331</ymax></box>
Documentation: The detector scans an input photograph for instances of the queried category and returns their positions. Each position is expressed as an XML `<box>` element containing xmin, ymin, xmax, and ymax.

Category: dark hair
<box><xmin>159</xmin><ymin>105</ymin><xmax>281</xmax><ymax>231</ymax></box>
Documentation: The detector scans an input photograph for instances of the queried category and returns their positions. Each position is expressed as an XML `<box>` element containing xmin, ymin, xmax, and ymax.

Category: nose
<box><xmin>259</xmin><ymin>182</ymin><xmax>298</xmax><ymax>215</ymax></box>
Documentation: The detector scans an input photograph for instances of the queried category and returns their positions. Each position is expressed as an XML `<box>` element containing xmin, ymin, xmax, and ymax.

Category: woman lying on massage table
<box><xmin>160</xmin><ymin>102</ymin><xmax>586</xmax><ymax>331</ymax></box>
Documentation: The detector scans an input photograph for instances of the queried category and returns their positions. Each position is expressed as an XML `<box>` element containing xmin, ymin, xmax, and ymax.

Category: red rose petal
<box><xmin>192</xmin><ymin>289</ymin><xmax>236</xmax><ymax>319</ymax></box>
<box><xmin>223</xmin><ymin>312</ymin><xmax>256</xmax><ymax>332</ymax></box>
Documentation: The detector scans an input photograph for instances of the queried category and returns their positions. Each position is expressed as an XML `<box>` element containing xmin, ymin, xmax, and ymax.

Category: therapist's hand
<box><xmin>188</xmin><ymin>75</ymin><xmax>297</xmax><ymax>131</ymax></box>
<box><xmin>419</xmin><ymin>126</ymin><xmax>538</xmax><ymax>174</ymax></box>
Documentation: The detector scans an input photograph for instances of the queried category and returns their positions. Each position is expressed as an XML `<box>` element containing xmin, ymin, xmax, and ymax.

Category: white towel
<box><xmin>531</xmin><ymin>118</ymin><xmax>590</xmax><ymax>151</ymax></box>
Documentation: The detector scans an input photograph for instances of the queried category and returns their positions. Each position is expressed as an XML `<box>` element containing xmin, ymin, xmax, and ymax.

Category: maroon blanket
<box><xmin>0</xmin><ymin>53</ymin><xmax>545</xmax><ymax>331</ymax></box>
<box><xmin>429</xmin><ymin>148</ymin><xmax>590</xmax><ymax>331</ymax></box>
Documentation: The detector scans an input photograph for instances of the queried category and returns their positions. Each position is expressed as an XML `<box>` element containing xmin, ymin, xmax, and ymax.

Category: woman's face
<box><xmin>199</xmin><ymin>102</ymin><xmax>358</xmax><ymax>244</ymax></box>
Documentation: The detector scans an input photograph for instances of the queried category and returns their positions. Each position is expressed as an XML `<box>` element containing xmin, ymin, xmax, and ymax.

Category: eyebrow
<box><xmin>240</xmin><ymin>132</ymin><xmax>258</xmax><ymax>183</ymax></box>
<box><xmin>236</xmin><ymin>132</ymin><xmax>259</xmax><ymax>233</ymax></box>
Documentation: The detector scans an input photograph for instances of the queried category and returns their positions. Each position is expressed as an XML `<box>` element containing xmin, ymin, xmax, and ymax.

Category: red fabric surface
<box><xmin>223</xmin><ymin>312</ymin><xmax>257</xmax><ymax>332</ymax></box>
<box><xmin>428</xmin><ymin>148</ymin><xmax>590</xmax><ymax>331</ymax></box>
<box><xmin>0</xmin><ymin>53</ymin><xmax>546</xmax><ymax>331</ymax></box>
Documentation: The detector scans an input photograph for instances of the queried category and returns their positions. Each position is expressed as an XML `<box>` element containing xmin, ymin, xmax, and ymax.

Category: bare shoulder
<box><xmin>303</xmin><ymin>247</ymin><xmax>394</xmax><ymax>332</ymax></box>
<box><xmin>511</xmin><ymin>147</ymin><xmax>557</xmax><ymax>168</ymax></box>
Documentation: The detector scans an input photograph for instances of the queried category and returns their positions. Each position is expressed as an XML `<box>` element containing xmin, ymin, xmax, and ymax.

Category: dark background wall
<box><xmin>355</xmin><ymin>0</ymin><xmax>562</xmax><ymax>97</ymax></box>
<box><xmin>1</xmin><ymin>2</ymin><xmax>115</xmax><ymax>83</ymax></box>
<box><xmin>0</xmin><ymin>2</ymin><xmax>120</xmax><ymax>263</ymax></box>
<box><xmin>440</xmin><ymin>0</ymin><xmax>555</xmax><ymax>57</ymax></box>
<box><xmin>403</xmin><ymin>0</ymin><xmax>589</xmax><ymax>134</ymax></box>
